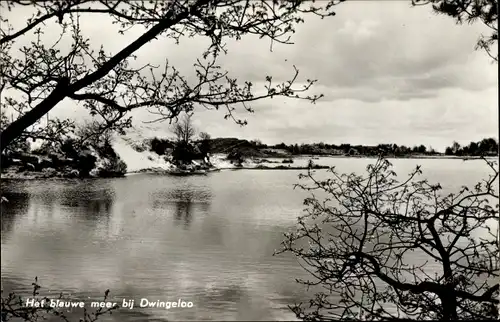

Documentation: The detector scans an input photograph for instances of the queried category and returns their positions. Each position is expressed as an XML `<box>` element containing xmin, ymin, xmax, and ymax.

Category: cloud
<box><xmin>255</xmin><ymin>2</ymin><xmax>497</xmax><ymax>101</ymax></box>
<box><xmin>187</xmin><ymin>84</ymin><xmax>498</xmax><ymax>150</ymax></box>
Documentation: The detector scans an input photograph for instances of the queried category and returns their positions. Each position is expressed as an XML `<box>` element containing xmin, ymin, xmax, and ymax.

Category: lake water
<box><xmin>1</xmin><ymin>158</ymin><xmax>497</xmax><ymax>321</ymax></box>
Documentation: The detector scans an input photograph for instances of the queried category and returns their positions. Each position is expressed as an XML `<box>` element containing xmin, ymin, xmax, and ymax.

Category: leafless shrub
<box><xmin>276</xmin><ymin>157</ymin><xmax>499</xmax><ymax>320</ymax></box>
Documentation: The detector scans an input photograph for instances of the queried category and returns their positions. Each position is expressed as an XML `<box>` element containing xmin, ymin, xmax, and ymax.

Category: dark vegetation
<box><xmin>276</xmin><ymin>157</ymin><xmax>499</xmax><ymax>320</ymax></box>
<box><xmin>140</xmin><ymin>114</ymin><xmax>214</xmax><ymax>170</ymax></box>
<box><xmin>169</xmin><ymin>114</ymin><xmax>213</xmax><ymax>167</ymax></box>
<box><xmin>275</xmin><ymin>2</ymin><xmax>500</xmax><ymax>318</ymax></box>
<box><xmin>252</xmin><ymin>164</ymin><xmax>328</xmax><ymax>170</ymax></box>
<box><xmin>278</xmin><ymin>138</ymin><xmax>498</xmax><ymax>157</ymax></box>
<box><xmin>444</xmin><ymin>138</ymin><xmax>499</xmax><ymax>157</ymax></box>
<box><xmin>138</xmin><ymin>136</ymin><xmax>499</xmax><ymax>160</ymax></box>
<box><xmin>146</xmin><ymin>136</ymin><xmax>212</xmax><ymax>167</ymax></box>
<box><xmin>1</xmin><ymin>123</ymin><xmax>127</xmax><ymax>179</ymax></box>
<box><xmin>413</xmin><ymin>0</ymin><xmax>497</xmax><ymax>63</ymax></box>
<box><xmin>150</xmin><ymin>137</ymin><xmax>175</xmax><ymax>156</ymax></box>
<box><xmin>278</xmin><ymin>0</ymin><xmax>500</xmax><ymax>321</ymax></box>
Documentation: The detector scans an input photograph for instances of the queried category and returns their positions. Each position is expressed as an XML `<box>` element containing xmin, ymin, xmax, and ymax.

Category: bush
<box><xmin>96</xmin><ymin>157</ymin><xmax>128</xmax><ymax>177</ymax></box>
<box><xmin>132</xmin><ymin>141</ymin><xmax>147</xmax><ymax>153</ymax></box>
<box><xmin>150</xmin><ymin>137</ymin><xmax>173</xmax><ymax>155</ymax></box>
<box><xmin>227</xmin><ymin>150</ymin><xmax>244</xmax><ymax>162</ymax></box>
<box><xmin>172</xmin><ymin>141</ymin><xmax>198</xmax><ymax>164</ymax></box>
<box><xmin>60</xmin><ymin>138</ymin><xmax>79</xmax><ymax>158</ymax></box>
<box><xmin>72</xmin><ymin>125</ymin><xmax>125</xmax><ymax>177</ymax></box>
<box><xmin>94</xmin><ymin>140</ymin><xmax>117</xmax><ymax>160</ymax></box>
<box><xmin>75</xmin><ymin>150</ymin><xmax>97</xmax><ymax>177</ymax></box>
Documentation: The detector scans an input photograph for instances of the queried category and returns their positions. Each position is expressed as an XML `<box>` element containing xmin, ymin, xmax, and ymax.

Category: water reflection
<box><xmin>58</xmin><ymin>181</ymin><xmax>115</xmax><ymax>210</ymax></box>
<box><xmin>0</xmin><ymin>189</ymin><xmax>30</xmax><ymax>235</ymax></box>
<box><xmin>1</xmin><ymin>160</ymin><xmax>490</xmax><ymax>321</ymax></box>
<box><xmin>151</xmin><ymin>187</ymin><xmax>212</xmax><ymax>229</ymax></box>
<box><xmin>60</xmin><ymin>194</ymin><xmax>114</xmax><ymax>214</ymax></box>
<box><xmin>174</xmin><ymin>195</ymin><xmax>193</xmax><ymax>228</ymax></box>
<box><xmin>1</xmin><ymin>180</ymin><xmax>116</xmax><ymax>220</ymax></box>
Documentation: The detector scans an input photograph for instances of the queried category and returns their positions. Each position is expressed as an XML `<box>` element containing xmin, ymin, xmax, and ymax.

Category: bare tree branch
<box><xmin>0</xmin><ymin>0</ymin><xmax>344</xmax><ymax>152</ymax></box>
<box><xmin>276</xmin><ymin>157</ymin><xmax>499</xmax><ymax>320</ymax></box>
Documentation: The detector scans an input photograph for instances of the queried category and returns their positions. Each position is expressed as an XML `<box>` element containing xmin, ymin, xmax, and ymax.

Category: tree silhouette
<box><xmin>444</xmin><ymin>138</ymin><xmax>499</xmax><ymax>157</ymax></box>
<box><xmin>172</xmin><ymin>114</ymin><xmax>196</xmax><ymax>145</ymax></box>
<box><xmin>413</xmin><ymin>0</ymin><xmax>498</xmax><ymax>62</ymax></box>
<box><xmin>276</xmin><ymin>158</ymin><xmax>499</xmax><ymax>320</ymax></box>
<box><xmin>0</xmin><ymin>0</ymin><xmax>345</xmax><ymax>152</ymax></box>
<box><xmin>198</xmin><ymin>131</ymin><xmax>211</xmax><ymax>157</ymax></box>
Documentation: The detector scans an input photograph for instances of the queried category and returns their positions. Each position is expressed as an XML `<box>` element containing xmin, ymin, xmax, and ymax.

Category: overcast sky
<box><xmin>5</xmin><ymin>1</ymin><xmax>499</xmax><ymax>151</ymax></box>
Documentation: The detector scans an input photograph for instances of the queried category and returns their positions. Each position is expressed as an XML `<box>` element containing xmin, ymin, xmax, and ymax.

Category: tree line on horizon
<box><xmin>142</xmin><ymin>134</ymin><xmax>499</xmax><ymax>159</ymax></box>
<box><xmin>274</xmin><ymin>137</ymin><xmax>499</xmax><ymax>157</ymax></box>
<box><xmin>444</xmin><ymin>138</ymin><xmax>498</xmax><ymax>156</ymax></box>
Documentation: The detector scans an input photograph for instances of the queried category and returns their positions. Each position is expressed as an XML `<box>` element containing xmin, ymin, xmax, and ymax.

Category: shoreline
<box><xmin>296</xmin><ymin>154</ymin><xmax>493</xmax><ymax>160</ymax></box>
<box><xmin>0</xmin><ymin>172</ymin><xmax>126</xmax><ymax>181</ymax></box>
<box><xmin>127</xmin><ymin>165</ymin><xmax>330</xmax><ymax>175</ymax></box>
<box><xmin>2</xmin><ymin>155</ymin><xmax>495</xmax><ymax>181</ymax></box>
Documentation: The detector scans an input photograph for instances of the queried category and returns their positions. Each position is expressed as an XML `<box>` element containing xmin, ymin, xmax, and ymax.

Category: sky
<box><xmin>3</xmin><ymin>1</ymin><xmax>499</xmax><ymax>151</ymax></box>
